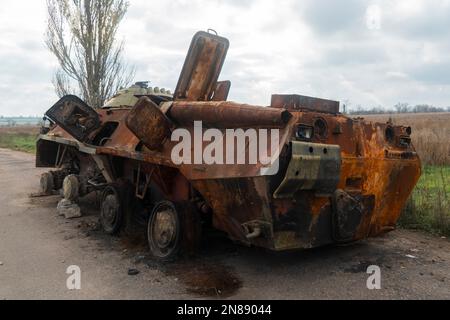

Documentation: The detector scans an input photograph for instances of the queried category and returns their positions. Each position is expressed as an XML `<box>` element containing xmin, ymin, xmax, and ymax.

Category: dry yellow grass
<box><xmin>0</xmin><ymin>126</ymin><xmax>40</xmax><ymax>134</ymax></box>
<box><xmin>355</xmin><ymin>113</ymin><xmax>450</xmax><ymax>166</ymax></box>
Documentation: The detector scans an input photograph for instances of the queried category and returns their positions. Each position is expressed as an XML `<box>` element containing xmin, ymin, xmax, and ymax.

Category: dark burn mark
<box><xmin>165</xmin><ymin>260</ymin><xmax>242</xmax><ymax>297</ymax></box>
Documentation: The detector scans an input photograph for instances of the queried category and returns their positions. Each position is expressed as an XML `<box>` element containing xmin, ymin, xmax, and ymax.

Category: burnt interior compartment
<box><xmin>91</xmin><ymin>122</ymin><xmax>119</xmax><ymax>146</ymax></box>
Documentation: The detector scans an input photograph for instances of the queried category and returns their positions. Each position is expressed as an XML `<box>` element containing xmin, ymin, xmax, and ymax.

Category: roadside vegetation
<box><xmin>0</xmin><ymin>126</ymin><xmax>39</xmax><ymax>153</ymax></box>
<box><xmin>399</xmin><ymin>166</ymin><xmax>450</xmax><ymax>236</ymax></box>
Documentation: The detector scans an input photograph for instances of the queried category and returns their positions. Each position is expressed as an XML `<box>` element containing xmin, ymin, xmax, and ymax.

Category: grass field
<box><xmin>0</xmin><ymin>126</ymin><xmax>39</xmax><ymax>153</ymax></box>
<box><xmin>399</xmin><ymin>166</ymin><xmax>450</xmax><ymax>236</ymax></box>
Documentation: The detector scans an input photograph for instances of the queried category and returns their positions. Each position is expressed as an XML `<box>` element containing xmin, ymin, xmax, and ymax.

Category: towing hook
<box><xmin>246</xmin><ymin>227</ymin><xmax>262</xmax><ymax>240</ymax></box>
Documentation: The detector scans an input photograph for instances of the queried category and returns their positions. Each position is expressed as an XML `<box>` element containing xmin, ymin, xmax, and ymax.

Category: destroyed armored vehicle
<box><xmin>36</xmin><ymin>31</ymin><xmax>421</xmax><ymax>260</ymax></box>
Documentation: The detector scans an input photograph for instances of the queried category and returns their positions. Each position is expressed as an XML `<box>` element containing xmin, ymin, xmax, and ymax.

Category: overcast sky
<box><xmin>1</xmin><ymin>0</ymin><xmax>450</xmax><ymax>116</ymax></box>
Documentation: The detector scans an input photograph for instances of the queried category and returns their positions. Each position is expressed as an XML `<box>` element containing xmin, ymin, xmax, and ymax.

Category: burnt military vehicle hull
<box><xmin>36</xmin><ymin>31</ymin><xmax>421</xmax><ymax>260</ymax></box>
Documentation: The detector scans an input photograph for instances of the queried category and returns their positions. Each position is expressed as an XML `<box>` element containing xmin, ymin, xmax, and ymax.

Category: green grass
<box><xmin>0</xmin><ymin>132</ymin><xmax>37</xmax><ymax>153</ymax></box>
<box><xmin>399</xmin><ymin>166</ymin><xmax>450</xmax><ymax>236</ymax></box>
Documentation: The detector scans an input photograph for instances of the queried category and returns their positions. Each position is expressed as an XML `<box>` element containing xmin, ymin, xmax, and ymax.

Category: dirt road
<box><xmin>0</xmin><ymin>148</ymin><xmax>449</xmax><ymax>300</ymax></box>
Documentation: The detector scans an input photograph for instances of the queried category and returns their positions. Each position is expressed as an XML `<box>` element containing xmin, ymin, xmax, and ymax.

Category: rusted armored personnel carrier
<box><xmin>36</xmin><ymin>31</ymin><xmax>421</xmax><ymax>260</ymax></box>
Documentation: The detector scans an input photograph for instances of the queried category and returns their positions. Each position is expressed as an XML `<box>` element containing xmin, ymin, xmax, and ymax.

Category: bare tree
<box><xmin>394</xmin><ymin>102</ymin><xmax>409</xmax><ymax>114</ymax></box>
<box><xmin>45</xmin><ymin>0</ymin><xmax>135</xmax><ymax>108</ymax></box>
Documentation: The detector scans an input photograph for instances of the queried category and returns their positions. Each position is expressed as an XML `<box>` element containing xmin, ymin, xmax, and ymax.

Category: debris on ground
<box><xmin>128</xmin><ymin>269</ymin><xmax>140</xmax><ymax>276</ymax></box>
<box><xmin>77</xmin><ymin>220</ymin><xmax>101</xmax><ymax>232</ymax></box>
<box><xmin>133</xmin><ymin>255</ymin><xmax>146</xmax><ymax>264</ymax></box>
<box><xmin>57</xmin><ymin>199</ymin><xmax>82</xmax><ymax>219</ymax></box>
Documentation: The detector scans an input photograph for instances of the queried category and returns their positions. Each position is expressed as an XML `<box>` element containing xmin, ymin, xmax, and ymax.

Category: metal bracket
<box><xmin>273</xmin><ymin>141</ymin><xmax>341</xmax><ymax>199</ymax></box>
<box><xmin>55</xmin><ymin>145</ymin><xmax>68</xmax><ymax>168</ymax></box>
<box><xmin>92</xmin><ymin>155</ymin><xmax>115</xmax><ymax>183</ymax></box>
<box><xmin>135</xmin><ymin>164</ymin><xmax>155</xmax><ymax>200</ymax></box>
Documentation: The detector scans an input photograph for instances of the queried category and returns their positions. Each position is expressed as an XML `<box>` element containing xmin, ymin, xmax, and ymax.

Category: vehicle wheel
<box><xmin>63</xmin><ymin>175</ymin><xmax>79</xmax><ymax>201</ymax></box>
<box><xmin>40</xmin><ymin>172</ymin><xmax>54</xmax><ymax>194</ymax></box>
<box><xmin>100</xmin><ymin>186</ymin><xmax>123</xmax><ymax>235</ymax></box>
<box><xmin>147</xmin><ymin>201</ymin><xmax>202</xmax><ymax>261</ymax></box>
<box><xmin>147</xmin><ymin>201</ymin><xmax>182</xmax><ymax>261</ymax></box>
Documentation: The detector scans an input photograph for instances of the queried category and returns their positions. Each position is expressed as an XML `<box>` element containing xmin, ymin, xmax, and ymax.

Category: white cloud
<box><xmin>0</xmin><ymin>0</ymin><xmax>450</xmax><ymax>116</ymax></box>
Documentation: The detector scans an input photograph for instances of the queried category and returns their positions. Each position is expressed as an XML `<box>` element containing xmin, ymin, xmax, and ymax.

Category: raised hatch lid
<box><xmin>174</xmin><ymin>31</ymin><xmax>229</xmax><ymax>102</ymax></box>
<box><xmin>45</xmin><ymin>95</ymin><xmax>100</xmax><ymax>142</ymax></box>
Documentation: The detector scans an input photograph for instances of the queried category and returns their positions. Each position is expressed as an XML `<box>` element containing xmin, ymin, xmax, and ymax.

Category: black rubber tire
<box><xmin>147</xmin><ymin>201</ymin><xmax>182</xmax><ymax>262</ymax></box>
<box><xmin>147</xmin><ymin>200</ymin><xmax>202</xmax><ymax>262</ymax></box>
<box><xmin>100</xmin><ymin>186</ymin><xmax>123</xmax><ymax>235</ymax></box>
